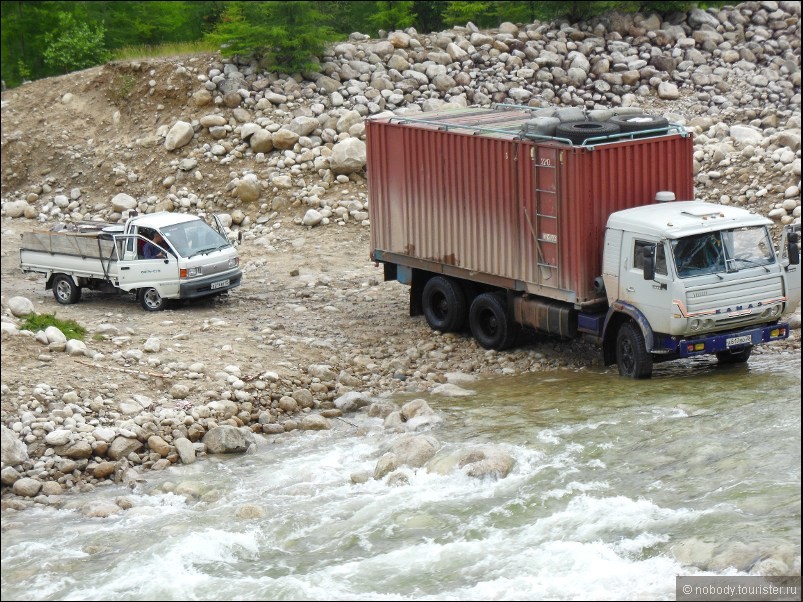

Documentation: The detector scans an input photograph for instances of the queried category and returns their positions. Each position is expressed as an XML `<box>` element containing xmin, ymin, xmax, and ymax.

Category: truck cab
<box><xmin>602</xmin><ymin>201</ymin><xmax>799</xmax><ymax>376</ymax></box>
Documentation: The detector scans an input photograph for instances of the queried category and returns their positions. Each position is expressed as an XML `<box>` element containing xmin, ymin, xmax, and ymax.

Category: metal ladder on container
<box><xmin>527</xmin><ymin>145</ymin><xmax>560</xmax><ymax>286</ymax></box>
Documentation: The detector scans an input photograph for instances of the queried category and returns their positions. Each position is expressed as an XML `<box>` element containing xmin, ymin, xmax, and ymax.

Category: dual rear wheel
<box><xmin>421</xmin><ymin>276</ymin><xmax>517</xmax><ymax>350</ymax></box>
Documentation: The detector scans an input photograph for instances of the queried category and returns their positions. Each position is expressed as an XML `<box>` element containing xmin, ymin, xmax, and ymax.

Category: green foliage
<box><xmin>496</xmin><ymin>1</ymin><xmax>537</xmax><ymax>24</ymax></box>
<box><xmin>0</xmin><ymin>0</ymin><xmax>741</xmax><ymax>87</ymax></box>
<box><xmin>111</xmin><ymin>40</ymin><xmax>218</xmax><ymax>61</ymax></box>
<box><xmin>207</xmin><ymin>1</ymin><xmax>336</xmax><ymax>74</ymax></box>
<box><xmin>88</xmin><ymin>1</ymin><xmax>225</xmax><ymax>49</ymax></box>
<box><xmin>644</xmin><ymin>1</ymin><xmax>730</xmax><ymax>15</ymax></box>
<box><xmin>442</xmin><ymin>1</ymin><xmax>496</xmax><ymax>28</ymax></box>
<box><xmin>20</xmin><ymin>313</ymin><xmax>86</xmax><ymax>341</ymax></box>
<box><xmin>42</xmin><ymin>12</ymin><xmax>110</xmax><ymax>74</ymax></box>
<box><xmin>369</xmin><ymin>1</ymin><xmax>415</xmax><ymax>33</ymax></box>
<box><xmin>534</xmin><ymin>1</ymin><xmax>638</xmax><ymax>23</ymax></box>
<box><xmin>110</xmin><ymin>73</ymin><xmax>135</xmax><ymax>101</ymax></box>
<box><xmin>16</xmin><ymin>58</ymin><xmax>30</xmax><ymax>81</ymax></box>
<box><xmin>412</xmin><ymin>1</ymin><xmax>446</xmax><ymax>32</ymax></box>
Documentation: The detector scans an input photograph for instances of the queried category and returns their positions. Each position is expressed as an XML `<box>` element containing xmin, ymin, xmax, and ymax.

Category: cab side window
<box><xmin>634</xmin><ymin>240</ymin><xmax>667</xmax><ymax>275</ymax></box>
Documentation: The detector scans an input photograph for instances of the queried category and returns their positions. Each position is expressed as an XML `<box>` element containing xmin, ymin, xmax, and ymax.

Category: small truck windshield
<box><xmin>159</xmin><ymin>220</ymin><xmax>230</xmax><ymax>259</ymax></box>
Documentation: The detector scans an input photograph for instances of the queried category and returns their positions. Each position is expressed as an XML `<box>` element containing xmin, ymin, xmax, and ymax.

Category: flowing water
<box><xmin>2</xmin><ymin>354</ymin><xmax>800</xmax><ymax>601</ymax></box>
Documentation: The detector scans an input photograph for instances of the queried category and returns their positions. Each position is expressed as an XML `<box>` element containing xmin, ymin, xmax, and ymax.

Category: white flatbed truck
<box><xmin>19</xmin><ymin>211</ymin><xmax>242</xmax><ymax>311</ymax></box>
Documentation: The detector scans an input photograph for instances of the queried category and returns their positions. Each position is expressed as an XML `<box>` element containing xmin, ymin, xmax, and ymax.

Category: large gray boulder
<box><xmin>203</xmin><ymin>425</ymin><xmax>254</xmax><ymax>454</ymax></box>
<box><xmin>164</xmin><ymin>121</ymin><xmax>194</xmax><ymax>151</ymax></box>
<box><xmin>1</xmin><ymin>425</ymin><xmax>28</xmax><ymax>466</ymax></box>
<box><xmin>374</xmin><ymin>434</ymin><xmax>440</xmax><ymax>479</ymax></box>
<box><xmin>330</xmin><ymin>138</ymin><xmax>366</xmax><ymax>174</ymax></box>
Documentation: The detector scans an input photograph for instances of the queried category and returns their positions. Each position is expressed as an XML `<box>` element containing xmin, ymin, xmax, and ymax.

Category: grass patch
<box><xmin>111</xmin><ymin>40</ymin><xmax>218</xmax><ymax>61</ymax></box>
<box><xmin>20</xmin><ymin>313</ymin><xmax>86</xmax><ymax>341</ymax></box>
<box><xmin>111</xmin><ymin>73</ymin><xmax>136</xmax><ymax>101</ymax></box>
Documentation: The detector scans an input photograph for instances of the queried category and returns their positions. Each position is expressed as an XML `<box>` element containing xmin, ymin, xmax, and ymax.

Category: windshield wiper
<box><xmin>733</xmin><ymin>256</ymin><xmax>771</xmax><ymax>272</ymax></box>
<box><xmin>189</xmin><ymin>247</ymin><xmax>219</xmax><ymax>258</ymax></box>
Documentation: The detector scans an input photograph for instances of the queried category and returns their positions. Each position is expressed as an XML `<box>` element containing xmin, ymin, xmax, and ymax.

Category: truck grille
<box><xmin>201</xmin><ymin>258</ymin><xmax>233</xmax><ymax>276</ymax></box>
<box><xmin>685</xmin><ymin>274</ymin><xmax>785</xmax><ymax>319</ymax></box>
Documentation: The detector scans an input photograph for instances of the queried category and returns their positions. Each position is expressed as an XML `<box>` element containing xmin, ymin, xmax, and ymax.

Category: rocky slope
<box><xmin>0</xmin><ymin>1</ymin><xmax>800</xmax><ymax>502</ymax></box>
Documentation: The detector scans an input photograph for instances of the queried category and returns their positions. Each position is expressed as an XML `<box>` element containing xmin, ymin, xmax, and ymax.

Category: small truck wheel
<box><xmin>52</xmin><ymin>274</ymin><xmax>81</xmax><ymax>305</ymax></box>
<box><xmin>139</xmin><ymin>287</ymin><xmax>167</xmax><ymax>311</ymax></box>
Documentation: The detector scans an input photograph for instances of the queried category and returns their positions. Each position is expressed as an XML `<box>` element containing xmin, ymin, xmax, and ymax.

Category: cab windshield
<box><xmin>671</xmin><ymin>226</ymin><xmax>775</xmax><ymax>278</ymax></box>
<box><xmin>159</xmin><ymin>219</ymin><xmax>230</xmax><ymax>259</ymax></box>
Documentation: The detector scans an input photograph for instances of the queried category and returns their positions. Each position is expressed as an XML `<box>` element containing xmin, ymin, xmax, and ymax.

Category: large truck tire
<box><xmin>52</xmin><ymin>274</ymin><xmax>81</xmax><ymax>305</ymax></box>
<box><xmin>139</xmin><ymin>287</ymin><xmax>167</xmax><ymax>311</ymax></box>
<box><xmin>469</xmin><ymin>292</ymin><xmax>518</xmax><ymax>350</ymax></box>
<box><xmin>422</xmin><ymin>275</ymin><xmax>467</xmax><ymax>332</ymax></box>
<box><xmin>608</xmin><ymin>114</ymin><xmax>669</xmax><ymax>134</ymax></box>
<box><xmin>554</xmin><ymin>121</ymin><xmax>621</xmax><ymax>144</ymax></box>
<box><xmin>716</xmin><ymin>346</ymin><xmax>752</xmax><ymax>365</ymax></box>
<box><xmin>615</xmin><ymin>322</ymin><xmax>653</xmax><ymax>378</ymax></box>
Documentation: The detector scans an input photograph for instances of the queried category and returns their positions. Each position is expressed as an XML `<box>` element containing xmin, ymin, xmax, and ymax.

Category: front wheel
<box><xmin>52</xmin><ymin>274</ymin><xmax>81</xmax><ymax>305</ymax></box>
<box><xmin>615</xmin><ymin>322</ymin><xmax>653</xmax><ymax>378</ymax></box>
<box><xmin>716</xmin><ymin>346</ymin><xmax>752</xmax><ymax>365</ymax></box>
<box><xmin>139</xmin><ymin>287</ymin><xmax>167</xmax><ymax>311</ymax></box>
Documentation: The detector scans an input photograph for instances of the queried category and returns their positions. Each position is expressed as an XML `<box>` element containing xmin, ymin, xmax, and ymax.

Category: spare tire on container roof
<box><xmin>608</xmin><ymin>114</ymin><xmax>669</xmax><ymax>134</ymax></box>
<box><xmin>554</xmin><ymin>121</ymin><xmax>621</xmax><ymax>144</ymax></box>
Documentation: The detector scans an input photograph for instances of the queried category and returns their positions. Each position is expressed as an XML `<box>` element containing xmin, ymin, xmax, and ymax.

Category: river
<box><xmin>1</xmin><ymin>353</ymin><xmax>800</xmax><ymax>601</ymax></box>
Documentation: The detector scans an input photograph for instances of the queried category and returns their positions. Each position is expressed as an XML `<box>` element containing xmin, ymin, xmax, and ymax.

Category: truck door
<box><xmin>115</xmin><ymin>235</ymin><xmax>180</xmax><ymax>298</ymax></box>
<box><xmin>780</xmin><ymin>223</ymin><xmax>801</xmax><ymax>311</ymax></box>
<box><xmin>212</xmin><ymin>214</ymin><xmax>228</xmax><ymax>239</ymax></box>
<box><xmin>619</xmin><ymin>234</ymin><xmax>672</xmax><ymax>334</ymax></box>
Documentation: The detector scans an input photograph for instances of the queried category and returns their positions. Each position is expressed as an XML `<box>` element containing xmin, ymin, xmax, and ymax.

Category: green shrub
<box><xmin>20</xmin><ymin>314</ymin><xmax>86</xmax><ymax>341</ymax></box>
<box><xmin>42</xmin><ymin>12</ymin><xmax>110</xmax><ymax>74</ymax></box>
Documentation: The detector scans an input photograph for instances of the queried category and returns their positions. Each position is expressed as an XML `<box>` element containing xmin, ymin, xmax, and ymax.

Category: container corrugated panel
<box><xmin>368</xmin><ymin>110</ymin><xmax>693</xmax><ymax>307</ymax></box>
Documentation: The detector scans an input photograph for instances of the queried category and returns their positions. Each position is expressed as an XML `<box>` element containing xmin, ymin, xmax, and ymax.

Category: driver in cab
<box><xmin>143</xmin><ymin>232</ymin><xmax>169</xmax><ymax>259</ymax></box>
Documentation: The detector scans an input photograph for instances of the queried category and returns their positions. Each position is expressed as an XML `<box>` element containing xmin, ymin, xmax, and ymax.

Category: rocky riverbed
<box><xmin>1</xmin><ymin>1</ymin><xmax>801</xmax><ymax>504</ymax></box>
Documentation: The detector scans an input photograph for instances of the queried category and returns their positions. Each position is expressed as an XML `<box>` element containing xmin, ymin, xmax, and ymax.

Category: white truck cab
<box><xmin>601</xmin><ymin>201</ymin><xmax>800</xmax><ymax>376</ymax></box>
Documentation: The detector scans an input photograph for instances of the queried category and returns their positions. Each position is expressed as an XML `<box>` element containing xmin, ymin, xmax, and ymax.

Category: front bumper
<box><xmin>674</xmin><ymin>322</ymin><xmax>789</xmax><ymax>358</ymax></box>
<box><xmin>179</xmin><ymin>269</ymin><xmax>242</xmax><ymax>299</ymax></box>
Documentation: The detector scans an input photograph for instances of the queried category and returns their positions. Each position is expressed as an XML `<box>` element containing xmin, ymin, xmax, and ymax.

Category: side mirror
<box><xmin>789</xmin><ymin>233</ymin><xmax>800</xmax><ymax>266</ymax></box>
<box><xmin>642</xmin><ymin>244</ymin><xmax>656</xmax><ymax>281</ymax></box>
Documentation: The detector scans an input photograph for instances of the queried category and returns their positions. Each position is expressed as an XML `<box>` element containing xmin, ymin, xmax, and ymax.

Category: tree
<box><xmin>207</xmin><ymin>2</ymin><xmax>336</xmax><ymax>74</ymax></box>
<box><xmin>442</xmin><ymin>1</ymin><xmax>496</xmax><ymax>28</ymax></box>
<box><xmin>534</xmin><ymin>1</ymin><xmax>637</xmax><ymax>23</ymax></box>
<box><xmin>412</xmin><ymin>1</ymin><xmax>446</xmax><ymax>32</ymax></box>
<box><xmin>369</xmin><ymin>1</ymin><xmax>415</xmax><ymax>33</ymax></box>
<box><xmin>42</xmin><ymin>12</ymin><xmax>110</xmax><ymax>74</ymax></box>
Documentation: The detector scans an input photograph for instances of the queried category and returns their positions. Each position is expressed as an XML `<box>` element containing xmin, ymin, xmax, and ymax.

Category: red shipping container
<box><xmin>367</xmin><ymin>108</ymin><xmax>694</xmax><ymax>308</ymax></box>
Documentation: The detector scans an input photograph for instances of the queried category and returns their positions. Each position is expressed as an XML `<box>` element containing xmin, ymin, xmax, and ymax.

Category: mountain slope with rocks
<box><xmin>1</xmin><ymin>1</ymin><xmax>800</xmax><ymax>500</ymax></box>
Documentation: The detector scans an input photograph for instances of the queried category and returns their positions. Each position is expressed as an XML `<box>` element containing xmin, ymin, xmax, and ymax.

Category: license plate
<box><xmin>726</xmin><ymin>335</ymin><xmax>752</xmax><ymax>347</ymax></box>
<box><xmin>211</xmin><ymin>279</ymin><xmax>230</xmax><ymax>290</ymax></box>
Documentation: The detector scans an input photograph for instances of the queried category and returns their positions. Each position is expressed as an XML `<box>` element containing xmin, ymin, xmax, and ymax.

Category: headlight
<box><xmin>762</xmin><ymin>305</ymin><xmax>782</xmax><ymax>318</ymax></box>
<box><xmin>228</xmin><ymin>257</ymin><xmax>239</xmax><ymax>268</ymax></box>
<box><xmin>188</xmin><ymin>266</ymin><xmax>203</xmax><ymax>277</ymax></box>
<box><xmin>690</xmin><ymin>319</ymin><xmax>701</xmax><ymax>331</ymax></box>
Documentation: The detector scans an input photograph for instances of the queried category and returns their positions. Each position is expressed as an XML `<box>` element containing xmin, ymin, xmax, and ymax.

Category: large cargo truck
<box><xmin>20</xmin><ymin>211</ymin><xmax>242</xmax><ymax>311</ymax></box>
<box><xmin>367</xmin><ymin>107</ymin><xmax>801</xmax><ymax>377</ymax></box>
